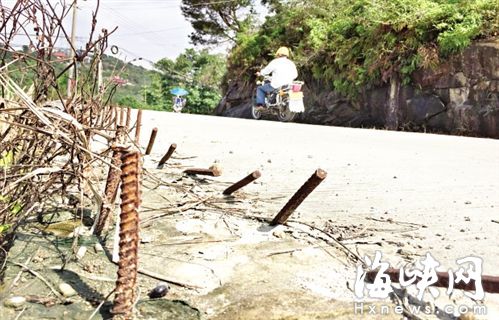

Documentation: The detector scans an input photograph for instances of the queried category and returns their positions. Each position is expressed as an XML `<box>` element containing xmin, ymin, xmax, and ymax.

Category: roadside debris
<box><xmin>148</xmin><ymin>283</ymin><xmax>170</xmax><ymax>299</ymax></box>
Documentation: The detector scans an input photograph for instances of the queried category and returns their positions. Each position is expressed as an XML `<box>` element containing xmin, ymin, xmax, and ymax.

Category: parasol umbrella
<box><xmin>170</xmin><ymin>87</ymin><xmax>189</xmax><ymax>96</ymax></box>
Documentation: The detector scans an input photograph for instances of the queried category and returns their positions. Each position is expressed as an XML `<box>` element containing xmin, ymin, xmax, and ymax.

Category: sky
<box><xmin>76</xmin><ymin>0</ymin><xmax>198</xmax><ymax>66</ymax></box>
<box><xmin>4</xmin><ymin>0</ymin><xmax>266</xmax><ymax>68</ymax></box>
<box><xmin>4</xmin><ymin>0</ymin><xmax>205</xmax><ymax>67</ymax></box>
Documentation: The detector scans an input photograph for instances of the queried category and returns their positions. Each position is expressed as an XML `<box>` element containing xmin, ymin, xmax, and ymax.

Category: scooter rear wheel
<box><xmin>277</xmin><ymin>104</ymin><xmax>295</xmax><ymax>122</ymax></box>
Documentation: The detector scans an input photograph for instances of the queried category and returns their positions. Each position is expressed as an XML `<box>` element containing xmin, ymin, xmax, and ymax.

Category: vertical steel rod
<box><xmin>145</xmin><ymin>127</ymin><xmax>158</xmax><ymax>155</ymax></box>
<box><xmin>125</xmin><ymin>108</ymin><xmax>131</xmax><ymax>130</ymax></box>
<box><xmin>270</xmin><ymin>169</ymin><xmax>327</xmax><ymax>225</ymax></box>
<box><xmin>157</xmin><ymin>143</ymin><xmax>177</xmax><ymax>167</ymax></box>
<box><xmin>113</xmin><ymin>106</ymin><xmax>118</xmax><ymax>130</ymax></box>
<box><xmin>223</xmin><ymin>170</ymin><xmax>261</xmax><ymax>195</ymax></box>
<box><xmin>117</xmin><ymin>107</ymin><xmax>123</xmax><ymax>126</ymax></box>
<box><xmin>134</xmin><ymin>109</ymin><xmax>142</xmax><ymax>144</ymax></box>
<box><xmin>94</xmin><ymin>126</ymin><xmax>126</xmax><ymax>236</ymax></box>
<box><xmin>112</xmin><ymin>150</ymin><xmax>141</xmax><ymax>319</ymax></box>
<box><xmin>120</xmin><ymin>107</ymin><xmax>126</xmax><ymax>126</ymax></box>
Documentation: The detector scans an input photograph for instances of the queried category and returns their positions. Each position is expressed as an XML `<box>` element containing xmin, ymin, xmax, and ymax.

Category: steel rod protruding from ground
<box><xmin>223</xmin><ymin>170</ymin><xmax>261</xmax><ymax>195</ymax></box>
<box><xmin>158</xmin><ymin>143</ymin><xmax>177</xmax><ymax>167</ymax></box>
<box><xmin>112</xmin><ymin>150</ymin><xmax>141</xmax><ymax>320</ymax></box>
<box><xmin>94</xmin><ymin>126</ymin><xmax>126</xmax><ymax>236</ymax></box>
<box><xmin>366</xmin><ymin>268</ymin><xmax>499</xmax><ymax>294</ymax></box>
<box><xmin>119</xmin><ymin>107</ymin><xmax>125</xmax><ymax>126</ymax></box>
<box><xmin>184</xmin><ymin>164</ymin><xmax>222</xmax><ymax>177</ymax></box>
<box><xmin>134</xmin><ymin>109</ymin><xmax>142</xmax><ymax>144</ymax></box>
<box><xmin>125</xmin><ymin>108</ymin><xmax>131</xmax><ymax>130</ymax></box>
<box><xmin>270</xmin><ymin>169</ymin><xmax>327</xmax><ymax>225</ymax></box>
<box><xmin>145</xmin><ymin>127</ymin><xmax>158</xmax><ymax>155</ymax></box>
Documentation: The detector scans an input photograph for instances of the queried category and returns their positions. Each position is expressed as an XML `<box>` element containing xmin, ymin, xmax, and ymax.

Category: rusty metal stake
<box><xmin>112</xmin><ymin>150</ymin><xmax>141</xmax><ymax>320</ymax></box>
<box><xmin>157</xmin><ymin>143</ymin><xmax>177</xmax><ymax>168</ymax></box>
<box><xmin>366</xmin><ymin>268</ymin><xmax>499</xmax><ymax>294</ymax></box>
<box><xmin>145</xmin><ymin>127</ymin><xmax>158</xmax><ymax>155</ymax></box>
<box><xmin>223</xmin><ymin>170</ymin><xmax>261</xmax><ymax>195</ymax></box>
<box><xmin>113</xmin><ymin>106</ymin><xmax>118</xmax><ymax>130</ymax></box>
<box><xmin>94</xmin><ymin>126</ymin><xmax>126</xmax><ymax>237</ymax></box>
<box><xmin>120</xmin><ymin>107</ymin><xmax>126</xmax><ymax>126</ymax></box>
<box><xmin>117</xmin><ymin>107</ymin><xmax>122</xmax><ymax>126</ymax></box>
<box><xmin>184</xmin><ymin>164</ymin><xmax>222</xmax><ymax>177</ymax></box>
<box><xmin>270</xmin><ymin>169</ymin><xmax>327</xmax><ymax>226</ymax></box>
<box><xmin>134</xmin><ymin>109</ymin><xmax>142</xmax><ymax>144</ymax></box>
<box><xmin>125</xmin><ymin>108</ymin><xmax>131</xmax><ymax>130</ymax></box>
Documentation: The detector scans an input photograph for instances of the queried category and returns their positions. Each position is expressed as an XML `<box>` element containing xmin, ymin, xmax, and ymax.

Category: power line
<box><xmin>82</xmin><ymin>0</ymin><xmax>241</xmax><ymax>7</ymax></box>
<box><xmin>100</xmin><ymin>5</ymin><xmax>177</xmax><ymax>45</ymax></box>
<box><xmin>113</xmin><ymin>26</ymin><xmax>191</xmax><ymax>37</ymax></box>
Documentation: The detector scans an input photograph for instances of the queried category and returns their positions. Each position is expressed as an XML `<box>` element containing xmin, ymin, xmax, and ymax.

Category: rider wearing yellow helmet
<box><xmin>255</xmin><ymin>46</ymin><xmax>298</xmax><ymax>108</ymax></box>
<box><xmin>275</xmin><ymin>46</ymin><xmax>290</xmax><ymax>57</ymax></box>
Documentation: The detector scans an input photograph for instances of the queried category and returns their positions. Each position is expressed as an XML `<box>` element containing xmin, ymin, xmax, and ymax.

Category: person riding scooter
<box><xmin>255</xmin><ymin>46</ymin><xmax>298</xmax><ymax>110</ymax></box>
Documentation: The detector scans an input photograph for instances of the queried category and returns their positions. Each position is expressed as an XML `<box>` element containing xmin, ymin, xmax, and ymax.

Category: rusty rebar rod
<box><xmin>145</xmin><ymin>127</ymin><xmax>158</xmax><ymax>155</ymax></box>
<box><xmin>184</xmin><ymin>165</ymin><xmax>222</xmax><ymax>177</ymax></box>
<box><xmin>223</xmin><ymin>170</ymin><xmax>261</xmax><ymax>195</ymax></box>
<box><xmin>120</xmin><ymin>107</ymin><xmax>126</xmax><ymax>126</ymax></box>
<box><xmin>270</xmin><ymin>169</ymin><xmax>327</xmax><ymax>226</ymax></box>
<box><xmin>112</xmin><ymin>150</ymin><xmax>141</xmax><ymax>319</ymax></box>
<box><xmin>125</xmin><ymin>108</ymin><xmax>131</xmax><ymax>130</ymax></box>
<box><xmin>117</xmin><ymin>107</ymin><xmax>123</xmax><ymax>126</ymax></box>
<box><xmin>94</xmin><ymin>126</ymin><xmax>126</xmax><ymax>237</ymax></box>
<box><xmin>157</xmin><ymin>143</ymin><xmax>177</xmax><ymax>168</ymax></box>
<box><xmin>134</xmin><ymin>109</ymin><xmax>142</xmax><ymax>144</ymax></box>
<box><xmin>113</xmin><ymin>106</ymin><xmax>118</xmax><ymax>130</ymax></box>
<box><xmin>366</xmin><ymin>268</ymin><xmax>499</xmax><ymax>294</ymax></box>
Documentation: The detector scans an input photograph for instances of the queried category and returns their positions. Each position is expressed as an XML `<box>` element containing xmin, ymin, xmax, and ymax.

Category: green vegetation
<box><xmin>222</xmin><ymin>0</ymin><xmax>498</xmax><ymax>94</ymax></box>
<box><xmin>154</xmin><ymin>49</ymin><xmax>227</xmax><ymax>114</ymax></box>
<box><xmin>6</xmin><ymin>1</ymin><xmax>496</xmax><ymax>113</ymax></box>
<box><xmin>181</xmin><ymin>0</ymin><xmax>256</xmax><ymax>45</ymax></box>
<box><xmin>103</xmin><ymin>49</ymin><xmax>226</xmax><ymax>114</ymax></box>
<box><xmin>3</xmin><ymin>48</ymin><xmax>226</xmax><ymax>114</ymax></box>
<box><xmin>102</xmin><ymin>55</ymin><xmax>158</xmax><ymax>108</ymax></box>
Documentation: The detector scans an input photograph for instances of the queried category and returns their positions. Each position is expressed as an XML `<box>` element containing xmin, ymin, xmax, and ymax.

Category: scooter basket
<box><xmin>288</xmin><ymin>91</ymin><xmax>304</xmax><ymax>113</ymax></box>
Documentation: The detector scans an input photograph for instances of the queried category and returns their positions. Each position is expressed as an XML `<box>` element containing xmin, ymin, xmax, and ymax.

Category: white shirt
<box><xmin>261</xmin><ymin>57</ymin><xmax>298</xmax><ymax>88</ymax></box>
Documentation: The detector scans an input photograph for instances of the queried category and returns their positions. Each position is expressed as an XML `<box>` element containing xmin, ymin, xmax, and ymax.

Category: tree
<box><xmin>181</xmin><ymin>0</ymin><xmax>258</xmax><ymax>45</ymax></box>
<box><xmin>227</xmin><ymin>0</ymin><xmax>499</xmax><ymax>94</ymax></box>
<box><xmin>155</xmin><ymin>49</ymin><xmax>226</xmax><ymax>114</ymax></box>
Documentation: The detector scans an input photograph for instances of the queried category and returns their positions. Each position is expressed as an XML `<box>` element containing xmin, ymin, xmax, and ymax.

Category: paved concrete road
<box><xmin>137</xmin><ymin>110</ymin><xmax>499</xmax><ymax>274</ymax></box>
<box><xmin>141</xmin><ymin>112</ymin><xmax>499</xmax><ymax>273</ymax></box>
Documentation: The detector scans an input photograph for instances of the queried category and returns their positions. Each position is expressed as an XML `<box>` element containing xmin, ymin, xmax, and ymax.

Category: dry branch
<box><xmin>0</xmin><ymin>0</ymin><xmax>130</xmax><ymax>278</ymax></box>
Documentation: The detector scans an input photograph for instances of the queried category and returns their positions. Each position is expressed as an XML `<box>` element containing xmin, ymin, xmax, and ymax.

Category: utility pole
<box><xmin>97</xmin><ymin>35</ymin><xmax>103</xmax><ymax>93</ymax></box>
<box><xmin>67</xmin><ymin>0</ymin><xmax>78</xmax><ymax>97</ymax></box>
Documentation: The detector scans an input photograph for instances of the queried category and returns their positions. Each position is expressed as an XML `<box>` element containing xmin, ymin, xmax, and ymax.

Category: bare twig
<box><xmin>11</xmin><ymin>262</ymin><xmax>66</xmax><ymax>302</ymax></box>
<box><xmin>140</xmin><ymin>196</ymin><xmax>213</xmax><ymax>227</ymax></box>
<box><xmin>88</xmin><ymin>289</ymin><xmax>115</xmax><ymax>320</ymax></box>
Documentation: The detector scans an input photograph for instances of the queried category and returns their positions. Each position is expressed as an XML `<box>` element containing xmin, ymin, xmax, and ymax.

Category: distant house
<box><xmin>111</xmin><ymin>75</ymin><xmax>128</xmax><ymax>86</ymax></box>
<box><xmin>53</xmin><ymin>51</ymin><xmax>67</xmax><ymax>60</ymax></box>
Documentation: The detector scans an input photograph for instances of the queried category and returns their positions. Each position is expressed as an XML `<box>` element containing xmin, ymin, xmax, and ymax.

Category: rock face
<box><xmin>216</xmin><ymin>40</ymin><xmax>499</xmax><ymax>138</ymax></box>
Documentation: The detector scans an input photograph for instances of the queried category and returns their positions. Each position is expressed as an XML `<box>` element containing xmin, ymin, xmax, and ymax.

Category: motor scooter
<box><xmin>251</xmin><ymin>76</ymin><xmax>305</xmax><ymax>122</ymax></box>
